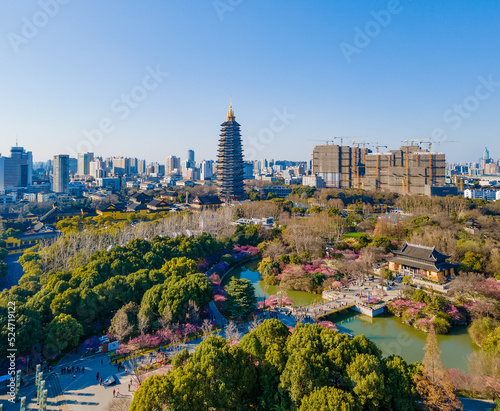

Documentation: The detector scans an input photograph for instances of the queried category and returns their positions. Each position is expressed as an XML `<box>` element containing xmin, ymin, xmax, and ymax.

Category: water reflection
<box><xmin>222</xmin><ymin>260</ymin><xmax>477</xmax><ymax>371</ymax></box>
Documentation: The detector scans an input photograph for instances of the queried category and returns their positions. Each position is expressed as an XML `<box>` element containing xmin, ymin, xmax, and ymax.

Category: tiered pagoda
<box><xmin>216</xmin><ymin>104</ymin><xmax>245</xmax><ymax>200</ymax></box>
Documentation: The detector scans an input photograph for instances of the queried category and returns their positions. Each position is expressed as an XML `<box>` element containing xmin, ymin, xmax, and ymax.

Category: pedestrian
<box><xmin>130</xmin><ymin>378</ymin><xmax>133</xmax><ymax>385</ymax></box>
<box><xmin>128</xmin><ymin>384</ymin><xmax>131</xmax><ymax>392</ymax></box>
<box><xmin>96</xmin><ymin>372</ymin><xmax>99</xmax><ymax>380</ymax></box>
<box><xmin>112</xmin><ymin>389</ymin><xmax>115</xmax><ymax>398</ymax></box>
<box><xmin>117</xmin><ymin>388</ymin><xmax>119</xmax><ymax>397</ymax></box>
<box><xmin>82</xmin><ymin>366</ymin><xmax>85</xmax><ymax>374</ymax></box>
<box><xmin>100</xmin><ymin>378</ymin><xmax>102</xmax><ymax>385</ymax></box>
<box><xmin>101</xmin><ymin>359</ymin><xmax>103</xmax><ymax>365</ymax></box>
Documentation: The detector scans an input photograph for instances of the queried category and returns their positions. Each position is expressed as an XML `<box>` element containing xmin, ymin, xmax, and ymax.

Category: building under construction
<box><xmin>311</xmin><ymin>144</ymin><xmax>370</xmax><ymax>189</ymax></box>
<box><xmin>311</xmin><ymin>143</ymin><xmax>447</xmax><ymax>195</ymax></box>
<box><xmin>363</xmin><ymin>145</ymin><xmax>446</xmax><ymax>195</ymax></box>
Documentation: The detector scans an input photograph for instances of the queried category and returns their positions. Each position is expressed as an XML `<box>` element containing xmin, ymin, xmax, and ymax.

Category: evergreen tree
<box><xmin>224</xmin><ymin>277</ymin><xmax>257</xmax><ymax>318</ymax></box>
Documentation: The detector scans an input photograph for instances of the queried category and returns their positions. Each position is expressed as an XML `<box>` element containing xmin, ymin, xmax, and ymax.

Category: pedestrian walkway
<box><xmin>293</xmin><ymin>300</ymin><xmax>356</xmax><ymax>320</ymax></box>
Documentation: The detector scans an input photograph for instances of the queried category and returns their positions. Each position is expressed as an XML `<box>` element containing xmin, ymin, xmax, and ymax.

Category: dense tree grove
<box><xmin>0</xmin><ymin>239</ymin><xmax>8</xmax><ymax>280</ymax></box>
<box><xmin>0</xmin><ymin>233</ymin><xmax>227</xmax><ymax>356</ymax></box>
<box><xmin>130</xmin><ymin>320</ymin><xmax>420</xmax><ymax>410</ymax></box>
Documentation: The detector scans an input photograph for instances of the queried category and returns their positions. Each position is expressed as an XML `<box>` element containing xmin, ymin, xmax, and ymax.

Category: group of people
<box><xmin>61</xmin><ymin>365</ymin><xmax>84</xmax><ymax>377</ymax></box>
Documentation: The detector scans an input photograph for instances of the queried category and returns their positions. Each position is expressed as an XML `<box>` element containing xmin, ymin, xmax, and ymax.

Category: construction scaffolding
<box><xmin>363</xmin><ymin>145</ymin><xmax>446</xmax><ymax>195</ymax></box>
<box><xmin>311</xmin><ymin>143</ymin><xmax>447</xmax><ymax>195</ymax></box>
<box><xmin>311</xmin><ymin>144</ymin><xmax>370</xmax><ymax>189</ymax></box>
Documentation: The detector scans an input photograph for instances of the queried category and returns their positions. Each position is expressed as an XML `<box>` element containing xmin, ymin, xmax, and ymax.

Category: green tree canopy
<box><xmin>299</xmin><ymin>386</ymin><xmax>358</xmax><ymax>411</ymax></box>
<box><xmin>45</xmin><ymin>314</ymin><xmax>84</xmax><ymax>353</ymax></box>
<box><xmin>224</xmin><ymin>277</ymin><xmax>257</xmax><ymax>319</ymax></box>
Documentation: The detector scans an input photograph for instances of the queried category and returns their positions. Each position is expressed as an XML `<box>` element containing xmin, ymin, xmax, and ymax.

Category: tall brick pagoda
<box><xmin>216</xmin><ymin>104</ymin><xmax>245</xmax><ymax>200</ymax></box>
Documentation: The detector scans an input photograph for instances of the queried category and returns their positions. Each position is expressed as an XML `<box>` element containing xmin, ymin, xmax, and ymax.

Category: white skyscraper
<box><xmin>200</xmin><ymin>160</ymin><xmax>214</xmax><ymax>180</ymax></box>
<box><xmin>166</xmin><ymin>155</ymin><xmax>181</xmax><ymax>175</ymax></box>
<box><xmin>77</xmin><ymin>152</ymin><xmax>94</xmax><ymax>176</ymax></box>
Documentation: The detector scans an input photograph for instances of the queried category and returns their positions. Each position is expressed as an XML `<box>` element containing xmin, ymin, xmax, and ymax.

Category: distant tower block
<box><xmin>484</xmin><ymin>147</ymin><xmax>490</xmax><ymax>160</ymax></box>
<box><xmin>216</xmin><ymin>104</ymin><xmax>245</xmax><ymax>199</ymax></box>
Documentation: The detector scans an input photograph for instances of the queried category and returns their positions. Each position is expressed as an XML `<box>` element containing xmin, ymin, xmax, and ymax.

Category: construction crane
<box><xmin>307</xmin><ymin>137</ymin><xmax>367</xmax><ymax>146</ymax></box>
<box><xmin>350</xmin><ymin>139</ymin><xmax>370</xmax><ymax>189</ymax></box>
<box><xmin>307</xmin><ymin>139</ymin><xmax>337</xmax><ymax>146</ymax></box>
<box><xmin>454</xmin><ymin>174</ymin><xmax>465</xmax><ymax>191</ymax></box>
<box><xmin>391</xmin><ymin>174</ymin><xmax>407</xmax><ymax>195</ymax></box>
<box><xmin>369</xmin><ymin>143</ymin><xmax>388</xmax><ymax>190</ymax></box>
<box><xmin>406</xmin><ymin>138</ymin><xmax>458</xmax><ymax>186</ymax></box>
<box><xmin>400</xmin><ymin>140</ymin><xmax>412</xmax><ymax>194</ymax></box>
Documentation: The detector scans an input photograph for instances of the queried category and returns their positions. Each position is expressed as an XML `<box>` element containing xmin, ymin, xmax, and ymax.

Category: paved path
<box><xmin>459</xmin><ymin>397</ymin><xmax>495</xmax><ymax>411</ymax></box>
<box><xmin>0</xmin><ymin>310</ymin><xmax>298</xmax><ymax>411</ymax></box>
<box><xmin>0</xmin><ymin>254</ymin><xmax>23</xmax><ymax>290</ymax></box>
<box><xmin>293</xmin><ymin>274</ymin><xmax>406</xmax><ymax>321</ymax></box>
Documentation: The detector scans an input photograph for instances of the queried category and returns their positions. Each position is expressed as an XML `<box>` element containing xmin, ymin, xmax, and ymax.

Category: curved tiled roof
<box><xmin>391</xmin><ymin>242</ymin><xmax>458</xmax><ymax>272</ymax></box>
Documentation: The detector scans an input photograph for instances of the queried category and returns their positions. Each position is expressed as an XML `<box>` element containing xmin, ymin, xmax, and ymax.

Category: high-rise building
<box><xmin>112</xmin><ymin>157</ymin><xmax>131</xmax><ymax>176</ymax></box>
<box><xmin>166</xmin><ymin>155</ymin><xmax>181</xmax><ymax>175</ymax></box>
<box><xmin>152</xmin><ymin>163</ymin><xmax>165</xmax><ymax>176</ymax></box>
<box><xmin>53</xmin><ymin>155</ymin><xmax>69</xmax><ymax>193</ymax></box>
<box><xmin>243</xmin><ymin>161</ymin><xmax>254</xmax><ymax>180</ymax></box>
<box><xmin>200</xmin><ymin>160</ymin><xmax>214</xmax><ymax>180</ymax></box>
<box><xmin>311</xmin><ymin>143</ymin><xmax>447</xmax><ymax>195</ymax></box>
<box><xmin>0</xmin><ymin>146</ymin><xmax>33</xmax><ymax>193</ymax></box>
<box><xmin>216</xmin><ymin>105</ymin><xmax>245</xmax><ymax>199</ymax></box>
<box><xmin>138</xmin><ymin>159</ymin><xmax>146</xmax><ymax>175</ymax></box>
<box><xmin>77</xmin><ymin>152</ymin><xmax>94</xmax><ymax>176</ymax></box>
<box><xmin>129</xmin><ymin>157</ymin><xmax>138</xmax><ymax>174</ymax></box>
<box><xmin>89</xmin><ymin>159</ymin><xmax>106</xmax><ymax>178</ymax></box>
<box><xmin>68</xmin><ymin>157</ymin><xmax>78</xmax><ymax>175</ymax></box>
<box><xmin>481</xmin><ymin>147</ymin><xmax>493</xmax><ymax>169</ymax></box>
<box><xmin>484</xmin><ymin>147</ymin><xmax>490</xmax><ymax>160</ymax></box>
<box><xmin>363</xmin><ymin>145</ymin><xmax>445</xmax><ymax>194</ymax></box>
<box><xmin>187</xmin><ymin>150</ymin><xmax>195</xmax><ymax>163</ymax></box>
<box><xmin>311</xmin><ymin>144</ymin><xmax>368</xmax><ymax>188</ymax></box>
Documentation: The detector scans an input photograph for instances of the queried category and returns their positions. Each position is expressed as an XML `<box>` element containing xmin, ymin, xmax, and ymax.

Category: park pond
<box><xmin>222</xmin><ymin>260</ymin><xmax>477</xmax><ymax>372</ymax></box>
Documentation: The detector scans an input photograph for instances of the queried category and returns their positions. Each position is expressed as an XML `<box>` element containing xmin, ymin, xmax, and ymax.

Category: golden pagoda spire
<box><xmin>226</xmin><ymin>97</ymin><xmax>235</xmax><ymax>121</ymax></box>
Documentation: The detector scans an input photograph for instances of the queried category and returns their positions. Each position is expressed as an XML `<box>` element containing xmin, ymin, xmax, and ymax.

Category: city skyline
<box><xmin>1</xmin><ymin>1</ymin><xmax>499</xmax><ymax>163</ymax></box>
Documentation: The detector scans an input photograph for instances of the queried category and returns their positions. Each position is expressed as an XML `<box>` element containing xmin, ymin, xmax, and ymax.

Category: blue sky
<box><xmin>0</xmin><ymin>0</ymin><xmax>499</xmax><ymax>163</ymax></box>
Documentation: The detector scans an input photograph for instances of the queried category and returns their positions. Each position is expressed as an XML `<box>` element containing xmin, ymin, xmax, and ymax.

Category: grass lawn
<box><xmin>342</xmin><ymin>232</ymin><xmax>365</xmax><ymax>239</ymax></box>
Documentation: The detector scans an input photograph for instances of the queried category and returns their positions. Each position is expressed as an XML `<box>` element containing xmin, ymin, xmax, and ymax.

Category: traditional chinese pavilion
<box><xmin>388</xmin><ymin>242</ymin><xmax>458</xmax><ymax>282</ymax></box>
